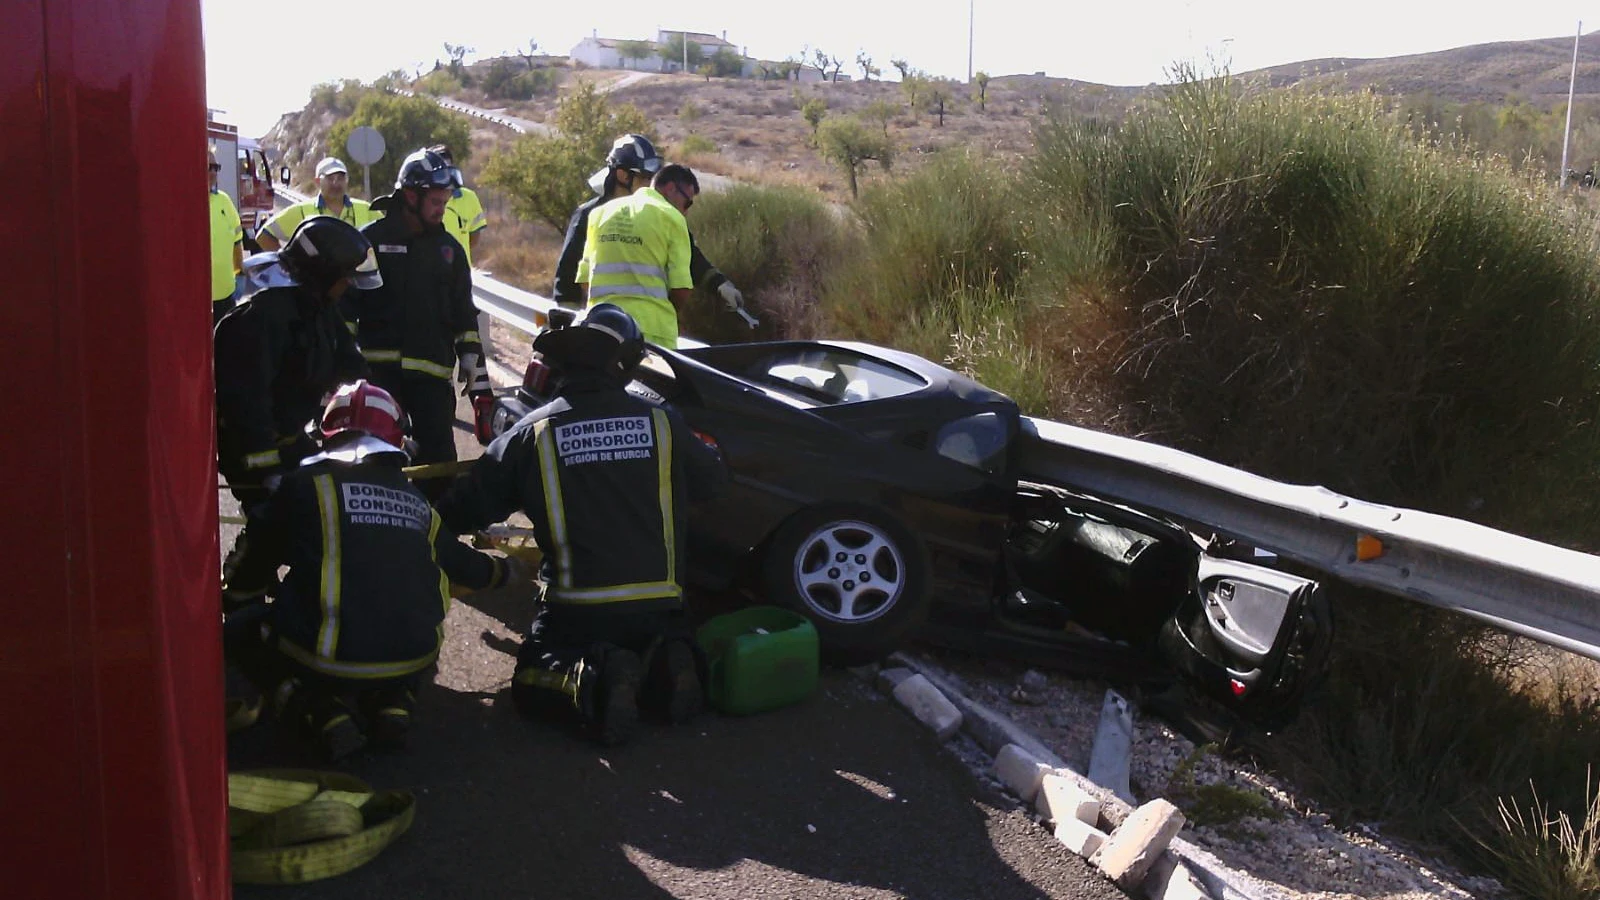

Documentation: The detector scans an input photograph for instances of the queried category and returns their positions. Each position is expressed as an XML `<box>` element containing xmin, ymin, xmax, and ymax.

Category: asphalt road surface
<box><xmin>224</xmin><ymin>394</ymin><xmax>1132</xmax><ymax>900</ymax></box>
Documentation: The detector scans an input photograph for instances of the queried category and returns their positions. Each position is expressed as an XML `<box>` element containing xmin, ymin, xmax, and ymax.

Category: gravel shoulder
<box><xmin>912</xmin><ymin>647</ymin><xmax>1511</xmax><ymax>900</ymax></box>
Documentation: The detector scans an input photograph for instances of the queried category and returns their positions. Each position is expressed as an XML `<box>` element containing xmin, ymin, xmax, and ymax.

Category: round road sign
<box><xmin>346</xmin><ymin>126</ymin><xmax>386</xmax><ymax>166</ymax></box>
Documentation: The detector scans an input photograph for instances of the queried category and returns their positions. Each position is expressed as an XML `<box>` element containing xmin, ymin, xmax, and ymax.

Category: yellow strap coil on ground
<box><xmin>228</xmin><ymin>769</ymin><xmax>415</xmax><ymax>884</ymax></box>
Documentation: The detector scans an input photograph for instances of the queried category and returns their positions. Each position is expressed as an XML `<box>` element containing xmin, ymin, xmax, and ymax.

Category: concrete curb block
<box><xmin>885</xmin><ymin>652</ymin><xmax>1292</xmax><ymax>900</ymax></box>
<box><xmin>995</xmin><ymin>744</ymin><xmax>1054</xmax><ymax>803</ymax></box>
<box><xmin>1091</xmin><ymin>798</ymin><xmax>1186</xmax><ymax>888</ymax></box>
<box><xmin>890</xmin><ymin>673</ymin><xmax>963</xmax><ymax>741</ymax></box>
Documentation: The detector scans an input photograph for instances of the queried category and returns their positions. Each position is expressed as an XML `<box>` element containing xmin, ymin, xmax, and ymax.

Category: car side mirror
<box><xmin>279</xmin><ymin>166</ymin><xmax>291</xmax><ymax>185</ymax></box>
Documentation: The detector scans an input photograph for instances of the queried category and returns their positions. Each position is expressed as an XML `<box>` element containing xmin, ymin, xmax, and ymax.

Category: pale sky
<box><xmin>204</xmin><ymin>0</ymin><xmax>1592</xmax><ymax>138</ymax></box>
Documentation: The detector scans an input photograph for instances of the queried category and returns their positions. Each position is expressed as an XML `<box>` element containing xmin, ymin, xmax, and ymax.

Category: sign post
<box><xmin>345</xmin><ymin>126</ymin><xmax>386</xmax><ymax>199</ymax></box>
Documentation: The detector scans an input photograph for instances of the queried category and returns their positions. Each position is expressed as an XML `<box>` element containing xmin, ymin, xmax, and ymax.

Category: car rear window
<box><xmin>759</xmin><ymin>350</ymin><xmax>927</xmax><ymax>405</ymax></box>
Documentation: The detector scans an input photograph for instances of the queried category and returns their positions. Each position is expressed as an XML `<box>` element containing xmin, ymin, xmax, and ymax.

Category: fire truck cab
<box><xmin>208</xmin><ymin>114</ymin><xmax>281</xmax><ymax>251</ymax></box>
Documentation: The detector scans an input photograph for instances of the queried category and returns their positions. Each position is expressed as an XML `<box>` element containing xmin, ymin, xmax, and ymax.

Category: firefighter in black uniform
<box><xmin>438</xmin><ymin>304</ymin><xmax>727</xmax><ymax>745</ymax></box>
<box><xmin>226</xmin><ymin>380</ymin><xmax>520</xmax><ymax>761</ymax></box>
<box><xmin>344</xmin><ymin>148</ymin><xmax>488</xmax><ymax>475</ymax></box>
<box><xmin>551</xmin><ymin>133</ymin><xmax>747</xmax><ymax>318</ymax></box>
<box><xmin>215</xmin><ymin>215</ymin><xmax>376</xmax><ymax>609</ymax></box>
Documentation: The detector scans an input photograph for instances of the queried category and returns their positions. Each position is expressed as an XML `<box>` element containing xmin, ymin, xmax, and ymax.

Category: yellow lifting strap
<box><xmin>228</xmin><ymin>769</ymin><xmax>415</xmax><ymax>884</ymax></box>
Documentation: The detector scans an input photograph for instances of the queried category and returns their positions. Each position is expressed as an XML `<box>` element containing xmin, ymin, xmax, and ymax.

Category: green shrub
<box><xmin>680</xmin><ymin>183</ymin><xmax>847</xmax><ymax>343</ymax></box>
<box><xmin>481</xmin><ymin>83</ymin><xmax>654</xmax><ymax>231</ymax></box>
<box><xmin>677</xmin><ymin>134</ymin><xmax>716</xmax><ymax>156</ymax></box>
<box><xmin>326</xmin><ymin>93</ymin><xmax>470</xmax><ymax>195</ymax></box>
<box><xmin>481</xmin><ymin>59</ymin><xmax>557</xmax><ymax>101</ymax></box>
<box><xmin>415</xmin><ymin>69</ymin><xmax>463</xmax><ymax>97</ymax></box>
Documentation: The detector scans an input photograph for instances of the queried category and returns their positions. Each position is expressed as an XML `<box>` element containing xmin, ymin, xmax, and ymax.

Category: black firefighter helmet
<box><xmin>278</xmin><ymin>215</ymin><xmax>382</xmax><ymax>292</ymax></box>
<box><xmin>532</xmin><ymin>303</ymin><xmax>647</xmax><ymax>380</ymax></box>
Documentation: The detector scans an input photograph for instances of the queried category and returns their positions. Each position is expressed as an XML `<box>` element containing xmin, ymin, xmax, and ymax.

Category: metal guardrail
<box><xmin>1017</xmin><ymin>418</ymin><xmax>1600</xmax><ymax>661</ymax></box>
<box><xmin>388</xmin><ymin>87</ymin><xmax>541</xmax><ymax>135</ymax></box>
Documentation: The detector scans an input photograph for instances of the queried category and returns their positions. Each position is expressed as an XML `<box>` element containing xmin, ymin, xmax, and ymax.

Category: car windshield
<box><xmin>758</xmin><ymin>349</ymin><xmax>927</xmax><ymax>405</ymax></box>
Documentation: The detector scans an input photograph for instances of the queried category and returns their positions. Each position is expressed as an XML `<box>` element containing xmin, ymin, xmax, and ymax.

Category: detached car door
<box><xmin>1156</xmin><ymin>549</ymin><xmax>1332</xmax><ymax>728</ymax></box>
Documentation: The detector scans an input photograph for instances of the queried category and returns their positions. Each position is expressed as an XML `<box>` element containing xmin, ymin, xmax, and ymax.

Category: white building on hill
<box><xmin>569</xmin><ymin>29</ymin><xmax>744</xmax><ymax>73</ymax></box>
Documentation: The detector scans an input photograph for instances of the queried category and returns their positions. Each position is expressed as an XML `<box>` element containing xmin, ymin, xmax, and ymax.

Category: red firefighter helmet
<box><xmin>319</xmin><ymin>380</ymin><xmax>406</xmax><ymax>452</ymax></box>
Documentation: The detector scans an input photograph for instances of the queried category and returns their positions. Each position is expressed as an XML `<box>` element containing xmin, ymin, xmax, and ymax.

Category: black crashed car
<box><xmin>490</xmin><ymin>338</ymin><xmax>1332</xmax><ymax>726</ymax></box>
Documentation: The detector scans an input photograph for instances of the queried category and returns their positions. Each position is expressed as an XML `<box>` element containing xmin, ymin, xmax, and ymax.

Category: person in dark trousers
<box><xmin>226</xmin><ymin>380</ymin><xmax>522</xmax><ymax>761</ymax></box>
<box><xmin>215</xmin><ymin>215</ymin><xmax>376</xmax><ymax>609</ymax></box>
<box><xmin>437</xmin><ymin>304</ymin><xmax>727</xmax><ymax>745</ymax></box>
<box><xmin>344</xmin><ymin>147</ymin><xmax>488</xmax><ymax>476</ymax></box>
<box><xmin>551</xmin><ymin>133</ymin><xmax>747</xmax><ymax>319</ymax></box>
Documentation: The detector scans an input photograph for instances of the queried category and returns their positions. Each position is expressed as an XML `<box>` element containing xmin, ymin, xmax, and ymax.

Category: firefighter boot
<box><xmin>582</xmin><ymin>644</ymin><xmax>641</xmax><ymax>747</ymax></box>
<box><xmin>278</xmin><ymin>680</ymin><xmax>365</xmax><ymax>762</ymax></box>
<box><xmin>361</xmin><ymin>685</ymin><xmax>415</xmax><ymax>752</ymax></box>
<box><xmin>646</xmin><ymin>638</ymin><xmax>705</xmax><ymax>725</ymax></box>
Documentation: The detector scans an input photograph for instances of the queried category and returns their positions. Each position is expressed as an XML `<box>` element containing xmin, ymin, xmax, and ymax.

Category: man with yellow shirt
<box><xmin>577</xmin><ymin>164</ymin><xmax>699</xmax><ymax>349</ymax></box>
<box><xmin>209</xmin><ymin>147</ymin><xmax>243</xmax><ymax>325</ymax></box>
<box><xmin>429</xmin><ymin>144</ymin><xmax>486</xmax><ymax>266</ymax></box>
<box><xmin>257</xmin><ymin>157</ymin><xmax>380</xmax><ymax>250</ymax></box>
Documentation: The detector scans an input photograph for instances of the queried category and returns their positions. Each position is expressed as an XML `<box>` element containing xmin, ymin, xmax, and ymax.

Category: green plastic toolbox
<box><xmin>695</xmin><ymin>606</ymin><xmax>819</xmax><ymax>715</ymax></box>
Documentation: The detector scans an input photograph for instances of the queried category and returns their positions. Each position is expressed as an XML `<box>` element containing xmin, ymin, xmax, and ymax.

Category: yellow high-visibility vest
<box><xmin>577</xmin><ymin>188</ymin><xmax>692</xmax><ymax>348</ymax></box>
<box><xmin>444</xmin><ymin>187</ymin><xmax>487</xmax><ymax>266</ymax></box>
<box><xmin>261</xmin><ymin>195</ymin><xmax>381</xmax><ymax>246</ymax></box>
<box><xmin>210</xmin><ymin>189</ymin><xmax>242</xmax><ymax>301</ymax></box>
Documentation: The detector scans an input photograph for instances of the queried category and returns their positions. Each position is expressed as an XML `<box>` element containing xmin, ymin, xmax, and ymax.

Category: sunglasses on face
<box><xmin>208</xmin><ymin>163</ymin><xmax>222</xmax><ymax>172</ymax></box>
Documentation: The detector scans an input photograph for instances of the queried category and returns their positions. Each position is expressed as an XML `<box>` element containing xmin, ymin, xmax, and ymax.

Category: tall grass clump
<box><xmin>812</xmin><ymin>152</ymin><xmax>1075</xmax><ymax>406</ymax></box>
<box><xmin>1027</xmin><ymin>69</ymin><xmax>1600</xmax><ymax>544</ymax></box>
<box><xmin>683</xmin><ymin>184</ymin><xmax>847</xmax><ymax>344</ymax></box>
<box><xmin>1016</xmin><ymin>67</ymin><xmax>1600</xmax><ymax>887</ymax></box>
<box><xmin>822</xmin><ymin>152</ymin><xmax>1031</xmax><ymax>347</ymax></box>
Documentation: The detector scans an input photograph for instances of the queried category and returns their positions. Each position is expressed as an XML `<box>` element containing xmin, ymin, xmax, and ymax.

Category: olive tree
<box><xmin>815</xmin><ymin>116</ymin><xmax>893</xmax><ymax>198</ymax></box>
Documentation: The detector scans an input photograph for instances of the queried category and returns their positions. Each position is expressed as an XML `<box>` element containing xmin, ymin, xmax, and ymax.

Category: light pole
<box><xmin>1560</xmin><ymin>22</ymin><xmax>1582</xmax><ymax>189</ymax></box>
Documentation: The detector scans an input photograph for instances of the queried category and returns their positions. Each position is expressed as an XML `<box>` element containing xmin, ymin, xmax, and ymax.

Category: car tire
<box><xmin>761</xmin><ymin>505</ymin><xmax>931</xmax><ymax>666</ymax></box>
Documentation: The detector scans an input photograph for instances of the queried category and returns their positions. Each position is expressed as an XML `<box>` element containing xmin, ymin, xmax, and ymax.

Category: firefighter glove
<box><xmin>717</xmin><ymin>281</ymin><xmax>745</xmax><ymax>313</ymax></box>
<box><xmin>503</xmin><ymin>555</ymin><xmax>536</xmax><ymax>587</ymax></box>
<box><xmin>458</xmin><ymin>352</ymin><xmax>491</xmax><ymax>397</ymax></box>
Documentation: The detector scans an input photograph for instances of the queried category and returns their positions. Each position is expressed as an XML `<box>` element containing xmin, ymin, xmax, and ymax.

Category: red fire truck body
<box><xmin>5</xmin><ymin>0</ymin><xmax>228</xmax><ymax>897</ymax></box>
<box><xmin>207</xmin><ymin>116</ymin><xmax>278</xmax><ymax>250</ymax></box>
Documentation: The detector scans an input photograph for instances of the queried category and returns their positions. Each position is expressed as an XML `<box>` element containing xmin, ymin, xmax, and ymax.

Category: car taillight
<box><xmin>523</xmin><ymin>356</ymin><xmax>551</xmax><ymax>395</ymax></box>
<box><xmin>692</xmin><ymin>429</ymin><xmax>719</xmax><ymax>452</ymax></box>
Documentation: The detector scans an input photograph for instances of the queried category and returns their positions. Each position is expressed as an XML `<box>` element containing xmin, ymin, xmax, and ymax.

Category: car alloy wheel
<box><xmin>791</xmin><ymin>519</ymin><xmax>905</xmax><ymax>624</ymax></box>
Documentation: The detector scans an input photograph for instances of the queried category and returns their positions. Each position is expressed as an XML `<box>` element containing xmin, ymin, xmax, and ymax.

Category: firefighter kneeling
<box><xmin>226</xmin><ymin>380</ymin><xmax>523</xmax><ymax>761</ymax></box>
<box><xmin>439</xmin><ymin>304</ymin><xmax>727</xmax><ymax>746</ymax></box>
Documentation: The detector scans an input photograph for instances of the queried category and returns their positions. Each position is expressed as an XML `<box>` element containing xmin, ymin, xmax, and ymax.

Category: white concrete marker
<box><xmin>1053</xmin><ymin>814</ymin><xmax>1109</xmax><ymax>858</ymax></box>
<box><xmin>1036</xmin><ymin>772</ymin><xmax>1102</xmax><ymax>828</ymax></box>
<box><xmin>1088</xmin><ymin>688</ymin><xmax>1136</xmax><ymax>804</ymax></box>
<box><xmin>891</xmin><ymin>673</ymin><xmax>963</xmax><ymax>741</ymax></box>
<box><xmin>994</xmin><ymin>744</ymin><xmax>1053</xmax><ymax>803</ymax></box>
<box><xmin>1091</xmin><ymin>798</ymin><xmax>1187</xmax><ymax>889</ymax></box>
<box><xmin>876</xmin><ymin>666</ymin><xmax>914</xmax><ymax>694</ymax></box>
<box><xmin>1143</xmin><ymin>853</ymin><xmax>1215</xmax><ymax>900</ymax></box>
